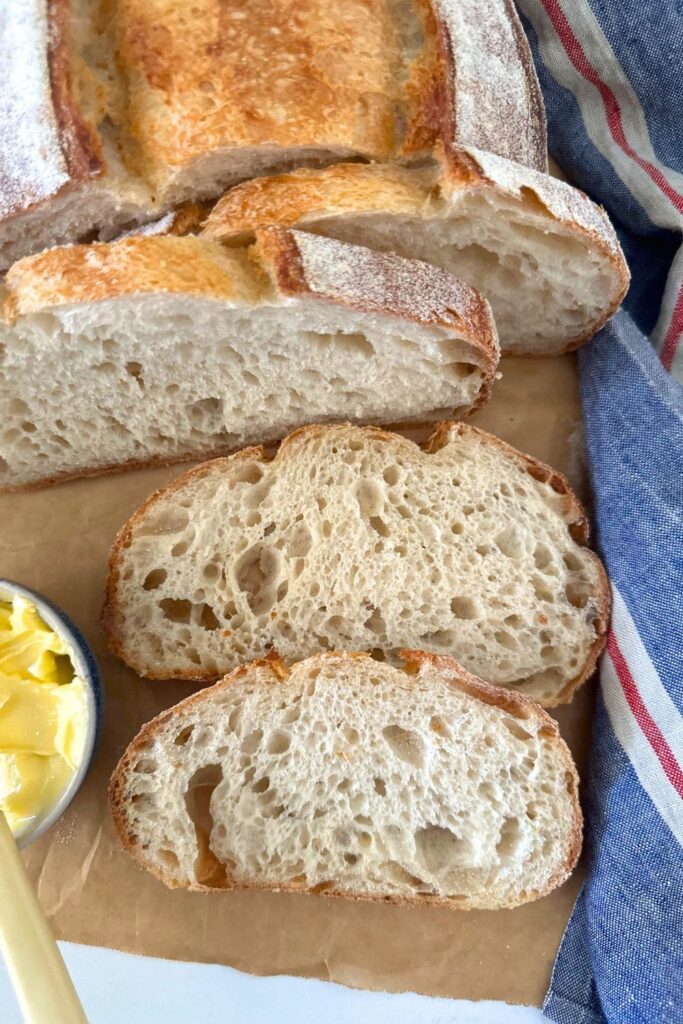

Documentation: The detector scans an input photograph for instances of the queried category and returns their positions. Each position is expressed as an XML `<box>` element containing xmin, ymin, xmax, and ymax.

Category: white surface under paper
<box><xmin>0</xmin><ymin>943</ymin><xmax>550</xmax><ymax>1023</ymax></box>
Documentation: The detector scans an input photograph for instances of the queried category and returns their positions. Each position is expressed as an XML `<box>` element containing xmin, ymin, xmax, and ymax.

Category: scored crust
<box><xmin>109</xmin><ymin>649</ymin><xmax>583</xmax><ymax>902</ymax></box>
<box><xmin>103</xmin><ymin>421</ymin><xmax>610</xmax><ymax>705</ymax></box>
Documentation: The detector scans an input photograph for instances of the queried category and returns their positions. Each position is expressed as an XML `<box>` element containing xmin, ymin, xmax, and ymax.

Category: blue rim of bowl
<box><xmin>0</xmin><ymin>578</ymin><xmax>104</xmax><ymax>849</ymax></box>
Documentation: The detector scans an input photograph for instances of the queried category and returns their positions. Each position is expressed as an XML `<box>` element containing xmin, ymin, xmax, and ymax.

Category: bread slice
<box><xmin>202</xmin><ymin>152</ymin><xmax>629</xmax><ymax>356</ymax></box>
<box><xmin>109</xmin><ymin>650</ymin><xmax>582</xmax><ymax>906</ymax></box>
<box><xmin>0</xmin><ymin>229</ymin><xmax>498</xmax><ymax>490</ymax></box>
<box><xmin>104</xmin><ymin>422</ymin><xmax>609</xmax><ymax>706</ymax></box>
<box><xmin>0</xmin><ymin>0</ymin><xmax>546</xmax><ymax>267</ymax></box>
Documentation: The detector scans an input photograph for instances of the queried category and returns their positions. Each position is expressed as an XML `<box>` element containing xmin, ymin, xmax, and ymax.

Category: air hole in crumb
<box><xmin>382</xmin><ymin>725</ymin><xmax>424</xmax><ymax>768</ymax></box>
<box><xmin>184</xmin><ymin>764</ymin><xmax>227</xmax><ymax>887</ymax></box>
<box><xmin>565</xmin><ymin>580</ymin><xmax>590</xmax><ymax>608</ymax></box>
<box><xmin>369</xmin><ymin>516</ymin><xmax>390</xmax><ymax>538</ymax></box>
<box><xmin>415</xmin><ymin>826</ymin><xmax>473</xmax><ymax>872</ymax></box>
<box><xmin>241</xmin><ymin>729</ymin><xmax>263</xmax><ymax>754</ymax></box>
<box><xmin>266</xmin><ymin>730</ymin><xmax>291</xmax><ymax>755</ymax></box>
<box><xmin>451</xmin><ymin>595</ymin><xmax>479</xmax><ymax>619</ymax></box>
<box><xmin>495</xmin><ymin>817</ymin><xmax>521</xmax><ymax>861</ymax></box>
<box><xmin>160</xmin><ymin>598</ymin><xmax>192</xmax><ymax>624</ymax></box>
<box><xmin>126</xmin><ymin>361</ymin><xmax>144</xmax><ymax>387</ymax></box>
<box><xmin>171</xmin><ymin>539</ymin><xmax>191</xmax><ymax>558</ymax></box>
<box><xmin>383</xmin><ymin>464</ymin><xmax>401</xmax><ymax>487</ymax></box>
<box><xmin>143</xmin><ymin>568</ymin><xmax>167</xmax><ymax>591</ymax></box>
<box><xmin>235</xmin><ymin>544</ymin><xmax>280</xmax><ymax>615</ymax></box>
<box><xmin>495</xmin><ymin>524</ymin><xmax>525</xmax><ymax>560</ymax></box>
<box><xmin>383</xmin><ymin>861</ymin><xmax>426</xmax><ymax>889</ymax></box>
<box><xmin>174</xmin><ymin>725</ymin><xmax>194</xmax><ymax>746</ymax></box>
<box><xmin>228</xmin><ymin>705</ymin><xmax>242</xmax><ymax>733</ymax></box>
<box><xmin>374</xmin><ymin>777</ymin><xmax>386</xmax><ymax>796</ymax></box>
<box><xmin>135</xmin><ymin>507</ymin><xmax>189</xmax><ymax>537</ymax></box>
<box><xmin>533</xmin><ymin>543</ymin><xmax>554</xmax><ymax>572</ymax></box>
<box><xmin>532</xmin><ymin>575</ymin><xmax>555</xmax><ymax>603</ymax></box>
<box><xmin>158</xmin><ymin>849</ymin><xmax>180</xmax><ymax>871</ymax></box>
<box><xmin>355</xmin><ymin>479</ymin><xmax>383</xmax><ymax>519</ymax></box>
<box><xmin>231</xmin><ymin>463</ymin><xmax>263</xmax><ymax>486</ymax></box>
<box><xmin>288</xmin><ymin>524</ymin><xmax>312</xmax><ymax>557</ymax></box>
<box><xmin>503</xmin><ymin>718</ymin><xmax>533</xmax><ymax>742</ymax></box>
<box><xmin>563</xmin><ymin>552</ymin><xmax>583</xmax><ymax>572</ymax></box>
<box><xmin>200</xmin><ymin>604</ymin><xmax>220</xmax><ymax>630</ymax></box>
<box><xmin>252</xmin><ymin>776</ymin><xmax>270</xmax><ymax>793</ymax></box>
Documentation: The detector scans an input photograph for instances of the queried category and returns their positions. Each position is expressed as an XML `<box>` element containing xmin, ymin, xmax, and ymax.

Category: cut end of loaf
<box><xmin>110</xmin><ymin>651</ymin><xmax>582</xmax><ymax>907</ymax></box>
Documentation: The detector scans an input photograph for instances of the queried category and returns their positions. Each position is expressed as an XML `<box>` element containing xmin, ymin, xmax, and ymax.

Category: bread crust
<box><xmin>202</xmin><ymin>157</ymin><xmax>629</xmax><ymax>355</ymax></box>
<box><xmin>255</xmin><ymin>226</ymin><xmax>499</xmax><ymax>360</ymax></box>
<box><xmin>103</xmin><ymin>421</ymin><xmax>610</xmax><ymax>705</ymax></box>
<box><xmin>425</xmin><ymin>0</ymin><xmax>547</xmax><ymax>170</ymax></box>
<box><xmin>48</xmin><ymin>0</ymin><xmax>104</xmax><ymax>185</ymax></box>
<box><xmin>109</xmin><ymin>650</ymin><xmax>583</xmax><ymax>904</ymax></box>
<box><xmin>0</xmin><ymin>0</ymin><xmax>104</xmax><ymax>225</ymax></box>
<box><xmin>0</xmin><ymin>0</ymin><xmax>546</xmax><ymax>260</ymax></box>
<box><xmin>2</xmin><ymin>236</ymin><xmax>262</xmax><ymax>320</ymax></box>
<box><xmin>115</xmin><ymin>0</ymin><xmax>399</xmax><ymax>196</ymax></box>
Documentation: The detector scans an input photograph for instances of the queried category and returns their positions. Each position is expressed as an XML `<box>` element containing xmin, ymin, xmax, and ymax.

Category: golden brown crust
<box><xmin>2</xmin><ymin>236</ymin><xmax>263</xmax><ymax>320</ymax></box>
<box><xmin>103</xmin><ymin>421</ymin><xmax>610</xmax><ymax>704</ymax></box>
<box><xmin>116</xmin><ymin>0</ymin><xmax>399</xmax><ymax>196</ymax></box>
<box><xmin>201</xmin><ymin>163</ymin><xmax>430</xmax><ymax>242</ymax></box>
<box><xmin>109</xmin><ymin>650</ymin><xmax>582</xmax><ymax>902</ymax></box>
<box><xmin>48</xmin><ymin>0</ymin><xmax>104</xmax><ymax>184</ymax></box>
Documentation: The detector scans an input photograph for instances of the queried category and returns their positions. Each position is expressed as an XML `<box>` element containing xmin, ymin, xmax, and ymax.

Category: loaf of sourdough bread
<box><xmin>109</xmin><ymin>651</ymin><xmax>582</xmax><ymax>905</ymax></box>
<box><xmin>104</xmin><ymin>422</ymin><xmax>609</xmax><ymax>706</ymax></box>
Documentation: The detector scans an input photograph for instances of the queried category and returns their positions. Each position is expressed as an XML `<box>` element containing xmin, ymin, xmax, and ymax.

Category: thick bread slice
<box><xmin>110</xmin><ymin>651</ymin><xmax>582</xmax><ymax>905</ymax></box>
<box><xmin>0</xmin><ymin>230</ymin><xmax>497</xmax><ymax>490</ymax></box>
<box><xmin>0</xmin><ymin>0</ymin><xmax>545</xmax><ymax>267</ymax></box>
<box><xmin>104</xmin><ymin>422</ymin><xmax>609</xmax><ymax>705</ymax></box>
<box><xmin>202</xmin><ymin>153</ymin><xmax>629</xmax><ymax>355</ymax></box>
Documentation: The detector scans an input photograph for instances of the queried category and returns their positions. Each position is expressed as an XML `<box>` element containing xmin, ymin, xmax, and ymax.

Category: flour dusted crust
<box><xmin>110</xmin><ymin>651</ymin><xmax>582</xmax><ymax>903</ymax></box>
<box><xmin>420</xmin><ymin>0</ymin><xmax>547</xmax><ymax>169</ymax></box>
<box><xmin>255</xmin><ymin>228</ymin><xmax>497</xmax><ymax>343</ymax></box>
<box><xmin>0</xmin><ymin>0</ymin><xmax>100</xmax><ymax>221</ymax></box>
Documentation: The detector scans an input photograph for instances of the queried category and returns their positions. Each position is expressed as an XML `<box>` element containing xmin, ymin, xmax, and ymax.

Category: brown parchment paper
<box><xmin>0</xmin><ymin>355</ymin><xmax>596</xmax><ymax>1005</ymax></box>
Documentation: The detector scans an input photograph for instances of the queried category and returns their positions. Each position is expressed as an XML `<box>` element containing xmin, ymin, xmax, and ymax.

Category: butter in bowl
<box><xmin>0</xmin><ymin>580</ymin><xmax>103</xmax><ymax>848</ymax></box>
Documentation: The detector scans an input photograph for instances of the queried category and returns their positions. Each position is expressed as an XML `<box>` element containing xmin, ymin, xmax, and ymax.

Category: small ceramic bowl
<box><xmin>0</xmin><ymin>579</ymin><xmax>104</xmax><ymax>849</ymax></box>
